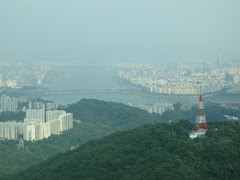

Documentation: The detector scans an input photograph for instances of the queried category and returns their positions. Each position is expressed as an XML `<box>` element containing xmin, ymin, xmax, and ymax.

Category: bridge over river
<box><xmin>19</xmin><ymin>88</ymin><xmax>136</xmax><ymax>94</ymax></box>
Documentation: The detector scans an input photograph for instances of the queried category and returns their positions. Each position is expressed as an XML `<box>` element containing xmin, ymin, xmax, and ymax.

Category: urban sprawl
<box><xmin>0</xmin><ymin>63</ymin><xmax>50</xmax><ymax>87</ymax></box>
<box><xmin>116</xmin><ymin>58</ymin><xmax>240</xmax><ymax>95</ymax></box>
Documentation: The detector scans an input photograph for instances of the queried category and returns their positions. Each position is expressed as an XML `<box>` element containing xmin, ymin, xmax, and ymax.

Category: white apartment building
<box><xmin>1</xmin><ymin>109</ymin><xmax>73</xmax><ymax>141</ymax></box>
<box><xmin>46</xmin><ymin>102</ymin><xmax>59</xmax><ymax>110</ymax></box>
<box><xmin>1</xmin><ymin>110</ymin><xmax>74</xmax><ymax>141</ymax></box>
<box><xmin>22</xmin><ymin>113</ymin><xmax>73</xmax><ymax>141</ymax></box>
<box><xmin>49</xmin><ymin>118</ymin><xmax>61</xmax><ymax>135</ymax></box>
<box><xmin>46</xmin><ymin>110</ymin><xmax>66</xmax><ymax>122</ymax></box>
<box><xmin>0</xmin><ymin>95</ymin><xmax>18</xmax><ymax>113</ymax></box>
<box><xmin>25</xmin><ymin>109</ymin><xmax>45</xmax><ymax>123</ymax></box>
<box><xmin>0</xmin><ymin>121</ymin><xmax>22</xmax><ymax>140</ymax></box>
<box><xmin>0</xmin><ymin>122</ymin><xmax>3</xmax><ymax>138</ymax></box>
<box><xmin>28</xmin><ymin>101</ymin><xmax>46</xmax><ymax>110</ymax></box>
<box><xmin>23</xmin><ymin>123</ymin><xmax>36</xmax><ymax>141</ymax></box>
<box><xmin>59</xmin><ymin>113</ymin><xmax>73</xmax><ymax>132</ymax></box>
<box><xmin>136</xmin><ymin>102</ymin><xmax>174</xmax><ymax>115</ymax></box>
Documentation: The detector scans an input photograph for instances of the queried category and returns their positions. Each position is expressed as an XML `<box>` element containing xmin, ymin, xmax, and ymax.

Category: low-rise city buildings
<box><xmin>116</xmin><ymin>61</ymin><xmax>240</xmax><ymax>95</ymax></box>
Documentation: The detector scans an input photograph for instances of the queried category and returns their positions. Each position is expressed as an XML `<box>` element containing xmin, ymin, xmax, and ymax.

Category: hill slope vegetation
<box><xmin>0</xmin><ymin>99</ymin><xmax>164</xmax><ymax>177</ymax></box>
<box><xmin>15</xmin><ymin>120</ymin><xmax>240</xmax><ymax>180</ymax></box>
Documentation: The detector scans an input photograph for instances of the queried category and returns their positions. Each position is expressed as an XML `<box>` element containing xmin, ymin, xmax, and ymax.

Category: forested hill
<box><xmin>61</xmin><ymin>98</ymin><xmax>166</xmax><ymax>132</ymax></box>
<box><xmin>0</xmin><ymin>99</ymin><xmax>165</xmax><ymax>177</ymax></box>
<box><xmin>15</xmin><ymin>121</ymin><xmax>240</xmax><ymax>180</ymax></box>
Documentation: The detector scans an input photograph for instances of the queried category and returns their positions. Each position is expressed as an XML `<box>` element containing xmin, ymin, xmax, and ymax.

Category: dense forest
<box><xmin>0</xmin><ymin>99</ymin><xmax>165</xmax><ymax>177</ymax></box>
<box><xmin>13</xmin><ymin>120</ymin><xmax>240</xmax><ymax>180</ymax></box>
<box><xmin>0</xmin><ymin>99</ymin><xmax>239</xmax><ymax>179</ymax></box>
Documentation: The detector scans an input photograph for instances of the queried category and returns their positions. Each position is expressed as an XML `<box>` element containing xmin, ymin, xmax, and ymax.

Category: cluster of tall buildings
<box><xmin>0</xmin><ymin>96</ymin><xmax>59</xmax><ymax>114</ymax></box>
<box><xmin>0</xmin><ymin>109</ymin><xmax>73</xmax><ymax>141</ymax></box>
<box><xmin>28</xmin><ymin>101</ymin><xmax>46</xmax><ymax>110</ymax></box>
<box><xmin>23</xmin><ymin>100</ymin><xmax>59</xmax><ymax>112</ymax></box>
<box><xmin>0</xmin><ymin>95</ymin><xmax>18</xmax><ymax>113</ymax></box>
<box><xmin>0</xmin><ymin>95</ymin><xmax>26</xmax><ymax>113</ymax></box>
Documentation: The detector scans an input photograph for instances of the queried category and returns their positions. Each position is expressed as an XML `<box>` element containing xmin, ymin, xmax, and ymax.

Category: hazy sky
<box><xmin>0</xmin><ymin>0</ymin><xmax>240</xmax><ymax>64</ymax></box>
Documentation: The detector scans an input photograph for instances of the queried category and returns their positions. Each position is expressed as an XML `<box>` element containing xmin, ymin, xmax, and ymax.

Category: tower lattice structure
<box><xmin>195</xmin><ymin>83</ymin><xmax>208</xmax><ymax>130</ymax></box>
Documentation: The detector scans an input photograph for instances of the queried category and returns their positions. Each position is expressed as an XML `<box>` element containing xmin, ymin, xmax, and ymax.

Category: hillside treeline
<box><xmin>15</xmin><ymin>120</ymin><xmax>240</xmax><ymax>180</ymax></box>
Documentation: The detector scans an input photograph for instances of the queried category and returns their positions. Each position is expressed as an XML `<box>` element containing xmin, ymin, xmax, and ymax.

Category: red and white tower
<box><xmin>195</xmin><ymin>83</ymin><xmax>208</xmax><ymax>130</ymax></box>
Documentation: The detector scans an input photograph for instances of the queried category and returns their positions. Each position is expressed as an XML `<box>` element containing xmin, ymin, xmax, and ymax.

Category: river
<box><xmin>42</xmin><ymin>66</ymin><xmax>161</xmax><ymax>105</ymax></box>
<box><xmin>41</xmin><ymin>65</ymin><xmax>238</xmax><ymax>106</ymax></box>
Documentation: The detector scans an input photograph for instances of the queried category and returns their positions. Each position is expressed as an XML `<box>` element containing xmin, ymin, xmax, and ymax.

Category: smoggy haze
<box><xmin>0</xmin><ymin>0</ymin><xmax>240</xmax><ymax>64</ymax></box>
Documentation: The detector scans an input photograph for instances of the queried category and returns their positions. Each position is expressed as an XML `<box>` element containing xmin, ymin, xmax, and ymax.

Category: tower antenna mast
<box><xmin>195</xmin><ymin>82</ymin><xmax>207</xmax><ymax>130</ymax></box>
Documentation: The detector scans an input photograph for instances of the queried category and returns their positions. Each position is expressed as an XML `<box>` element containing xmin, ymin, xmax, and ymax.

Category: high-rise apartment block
<box><xmin>136</xmin><ymin>102</ymin><xmax>174</xmax><ymax>115</ymax></box>
<box><xmin>28</xmin><ymin>101</ymin><xmax>58</xmax><ymax>111</ymax></box>
<box><xmin>25</xmin><ymin>109</ymin><xmax>46</xmax><ymax>123</ymax></box>
<box><xmin>46</xmin><ymin>110</ymin><xmax>66</xmax><ymax>122</ymax></box>
<box><xmin>0</xmin><ymin>121</ymin><xmax>23</xmax><ymax>140</ymax></box>
<box><xmin>59</xmin><ymin>113</ymin><xmax>74</xmax><ymax>131</ymax></box>
<box><xmin>28</xmin><ymin>101</ymin><xmax>46</xmax><ymax>110</ymax></box>
<box><xmin>0</xmin><ymin>95</ymin><xmax>18</xmax><ymax>113</ymax></box>
<box><xmin>0</xmin><ymin>110</ymin><xmax>74</xmax><ymax>141</ymax></box>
